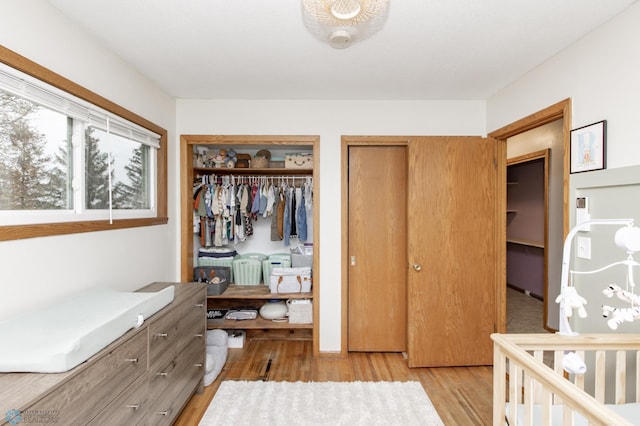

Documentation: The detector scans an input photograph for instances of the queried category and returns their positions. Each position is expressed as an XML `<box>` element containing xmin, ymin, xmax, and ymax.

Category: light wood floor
<box><xmin>176</xmin><ymin>290</ymin><xmax>546</xmax><ymax>425</ymax></box>
<box><xmin>174</xmin><ymin>339</ymin><xmax>493</xmax><ymax>425</ymax></box>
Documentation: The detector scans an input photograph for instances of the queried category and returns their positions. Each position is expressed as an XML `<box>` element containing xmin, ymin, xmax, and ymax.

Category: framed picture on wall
<box><xmin>570</xmin><ymin>120</ymin><xmax>606</xmax><ymax>173</ymax></box>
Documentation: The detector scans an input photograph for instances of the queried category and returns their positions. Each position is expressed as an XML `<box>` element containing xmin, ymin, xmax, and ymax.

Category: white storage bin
<box><xmin>291</xmin><ymin>254</ymin><xmax>313</xmax><ymax>269</ymax></box>
<box><xmin>269</xmin><ymin>267</ymin><xmax>312</xmax><ymax>293</ymax></box>
<box><xmin>263</xmin><ymin>258</ymin><xmax>291</xmax><ymax>285</ymax></box>
<box><xmin>287</xmin><ymin>299</ymin><xmax>312</xmax><ymax>324</ymax></box>
<box><xmin>227</xmin><ymin>330</ymin><xmax>246</xmax><ymax>348</ymax></box>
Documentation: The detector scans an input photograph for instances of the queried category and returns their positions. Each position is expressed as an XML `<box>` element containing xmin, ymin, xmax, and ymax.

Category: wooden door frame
<box><xmin>489</xmin><ymin>98</ymin><xmax>572</xmax><ymax>333</ymax></box>
<box><xmin>341</xmin><ymin>136</ymin><xmax>409</xmax><ymax>358</ymax></box>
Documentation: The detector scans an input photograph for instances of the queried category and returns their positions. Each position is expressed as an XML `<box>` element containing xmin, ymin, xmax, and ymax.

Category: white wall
<box><xmin>177</xmin><ymin>99</ymin><xmax>486</xmax><ymax>352</ymax></box>
<box><xmin>488</xmin><ymin>2</ymin><xmax>640</xmax><ymax>329</ymax></box>
<box><xmin>0</xmin><ymin>1</ymin><xmax>178</xmax><ymax>321</ymax></box>
<box><xmin>488</xmin><ymin>2</ymin><xmax>640</xmax><ymax>169</ymax></box>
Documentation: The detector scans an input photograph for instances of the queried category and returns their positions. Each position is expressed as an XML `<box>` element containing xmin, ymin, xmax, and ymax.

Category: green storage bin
<box><xmin>238</xmin><ymin>252</ymin><xmax>268</xmax><ymax>262</ymax></box>
<box><xmin>268</xmin><ymin>253</ymin><xmax>291</xmax><ymax>261</ymax></box>
<box><xmin>232</xmin><ymin>258</ymin><xmax>262</xmax><ymax>285</ymax></box>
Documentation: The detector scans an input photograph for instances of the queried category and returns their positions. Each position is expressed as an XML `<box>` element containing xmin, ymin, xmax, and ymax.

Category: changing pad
<box><xmin>0</xmin><ymin>285</ymin><xmax>175</xmax><ymax>373</ymax></box>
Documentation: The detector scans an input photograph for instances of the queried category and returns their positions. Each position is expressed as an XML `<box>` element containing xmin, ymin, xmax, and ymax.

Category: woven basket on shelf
<box><xmin>251</xmin><ymin>156</ymin><xmax>268</xmax><ymax>168</ymax></box>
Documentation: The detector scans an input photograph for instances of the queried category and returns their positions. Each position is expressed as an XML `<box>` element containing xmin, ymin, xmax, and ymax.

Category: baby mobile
<box><xmin>556</xmin><ymin>219</ymin><xmax>640</xmax><ymax>335</ymax></box>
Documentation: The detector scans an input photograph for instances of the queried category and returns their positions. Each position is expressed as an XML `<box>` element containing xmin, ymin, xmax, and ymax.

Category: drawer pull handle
<box><xmin>157</xmin><ymin>411</ymin><xmax>169</xmax><ymax>416</ymax></box>
<box><xmin>126</xmin><ymin>404</ymin><xmax>140</xmax><ymax>410</ymax></box>
<box><xmin>194</xmin><ymin>363</ymin><xmax>203</xmax><ymax>368</ymax></box>
<box><xmin>155</xmin><ymin>333</ymin><xmax>168</xmax><ymax>337</ymax></box>
<box><xmin>195</xmin><ymin>333</ymin><xmax>204</xmax><ymax>338</ymax></box>
<box><xmin>125</xmin><ymin>358</ymin><xmax>138</xmax><ymax>363</ymax></box>
<box><xmin>195</xmin><ymin>303</ymin><xmax>204</xmax><ymax>308</ymax></box>
<box><xmin>157</xmin><ymin>372</ymin><xmax>169</xmax><ymax>376</ymax></box>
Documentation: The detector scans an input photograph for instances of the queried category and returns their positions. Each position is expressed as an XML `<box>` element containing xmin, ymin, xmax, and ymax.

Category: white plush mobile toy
<box><xmin>555</xmin><ymin>286</ymin><xmax>588</xmax><ymax>318</ymax></box>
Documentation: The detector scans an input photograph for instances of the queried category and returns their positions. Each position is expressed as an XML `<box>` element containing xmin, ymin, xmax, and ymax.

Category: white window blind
<box><xmin>0</xmin><ymin>63</ymin><xmax>160</xmax><ymax>149</ymax></box>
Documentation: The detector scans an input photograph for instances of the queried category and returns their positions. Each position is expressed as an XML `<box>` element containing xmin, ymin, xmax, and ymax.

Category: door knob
<box><xmin>413</xmin><ymin>264</ymin><xmax>422</xmax><ymax>271</ymax></box>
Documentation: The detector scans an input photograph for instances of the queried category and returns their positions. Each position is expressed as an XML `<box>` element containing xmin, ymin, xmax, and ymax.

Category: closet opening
<box><xmin>506</xmin><ymin>150</ymin><xmax>549</xmax><ymax>333</ymax></box>
<box><xmin>489</xmin><ymin>98</ymin><xmax>571</xmax><ymax>334</ymax></box>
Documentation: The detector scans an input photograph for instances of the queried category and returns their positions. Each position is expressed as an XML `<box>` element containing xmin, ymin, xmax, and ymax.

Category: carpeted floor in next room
<box><xmin>506</xmin><ymin>286</ymin><xmax>555</xmax><ymax>367</ymax></box>
<box><xmin>506</xmin><ymin>286</ymin><xmax>549</xmax><ymax>334</ymax></box>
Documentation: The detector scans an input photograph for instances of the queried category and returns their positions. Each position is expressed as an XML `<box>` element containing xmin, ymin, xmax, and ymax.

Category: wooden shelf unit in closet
<box><xmin>179</xmin><ymin>135</ymin><xmax>320</xmax><ymax>354</ymax></box>
<box><xmin>193</xmin><ymin>166</ymin><xmax>311</xmax><ymax>176</ymax></box>
<box><xmin>207</xmin><ymin>285</ymin><xmax>313</xmax><ymax>331</ymax></box>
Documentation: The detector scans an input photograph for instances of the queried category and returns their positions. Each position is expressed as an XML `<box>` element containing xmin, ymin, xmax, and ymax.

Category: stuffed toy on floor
<box><xmin>204</xmin><ymin>329</ymin><xmax>228</xmax><ymax>386</ymax></box>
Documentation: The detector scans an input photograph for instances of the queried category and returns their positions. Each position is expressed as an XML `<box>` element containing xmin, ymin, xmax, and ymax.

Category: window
<box><xmin>0</xmin><ymin>46</ymin><xmax>167</xmax><ymax>240</ymax></box>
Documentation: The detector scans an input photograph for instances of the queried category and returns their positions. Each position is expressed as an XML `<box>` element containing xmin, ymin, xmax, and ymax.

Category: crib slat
<box><xmin>554</xmin><ymin>350</ymin><xmax>564</xmax><ymax>406</ymax></box>
<box><xmin>554</xmin><ymin>350</ymin><xmax>563</xmax><ymax>374</ymax></box>
<box><xmin>541</xmin><ymin>387</ymin><xmax>553</xmax><ymax>425</ymax></box>
<box><xmin>533</xmin><ymin>350</ymin><xmax>544</xmax><ymax>404</ymax></box>
<box><xmin>574</xmin><ymin>351</ymin><xmax>585</xmax><ymax>391</ymax></box>
<box><xmin>595</xmin><ymin>350</ymin><xmax>606</xmax><ymax>403</ymax></box>
<box><xmin>508</xmin><ymin>357</ymin><xmax>518</xmax><ymax>424</ymax></box>
<box><xmin>523</xmin><ymin>370</ymin><xmax>534</xmax><ymax>426</ymax></box>
<box><xmin>564</xmin><ymin>404</ymin><xmax>575</xmax><ymax>426</ymax></box>
<box><xmin>492</xmin><ymin>345</ymin><xmax>507</xmax><ymax>426</ymax></box>
<box><xmin>616</xmin><ymin>350</ymin><xmax>626</xmax><ymax>404</ymax></box>
<box><xmin>562</xmin><ymin>404</ymin><xmax>574</xmax><ymax>426</ymax></box>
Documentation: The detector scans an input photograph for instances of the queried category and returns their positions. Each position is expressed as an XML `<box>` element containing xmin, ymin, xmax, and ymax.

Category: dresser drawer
<box><xmin>177</xmin><ymin>296</ymin><xmax>206</xmax><ymax>350</ymax></box>
<box><xmin>147</xmin><ymin>306</ymin><xmax>180</xmax><ymax>366</ymax></box>
<box><xmin>147</xmin><ymin>350</ymin><xmax>181</xmax><ymax>406</ymax></box>
<box><xmin>29</xmin><ymin>328</ymin><xmax>147</xmax><ymax>425</ymax></box>
<box><xmin>147</xmin><ymin>348</ymin><xmax>205</xmax><ymax>425</ymax></box>
<box><xmin>87</xmin><ymin>373</ymin><xmax>149</xmax><ymax>426</ymax></box>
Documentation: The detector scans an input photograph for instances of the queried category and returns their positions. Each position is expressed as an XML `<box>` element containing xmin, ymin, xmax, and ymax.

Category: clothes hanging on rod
<box><xmin>193</xmin><ymin>174</ymin><xmax>312</xmax><ymax>248</ymax></box>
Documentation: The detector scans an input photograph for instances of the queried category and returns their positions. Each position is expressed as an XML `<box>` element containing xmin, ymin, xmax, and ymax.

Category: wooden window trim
<box><xmin>0</xmin><ymin>45</ymin><xmax>168</xmax><ymax>241</ymax></box>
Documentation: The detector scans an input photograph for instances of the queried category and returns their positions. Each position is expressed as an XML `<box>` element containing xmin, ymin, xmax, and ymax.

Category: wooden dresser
<box><xmin>0</xmin><ymin>282</ymin><xmax>206</xmax><ymax>426</ymax></box>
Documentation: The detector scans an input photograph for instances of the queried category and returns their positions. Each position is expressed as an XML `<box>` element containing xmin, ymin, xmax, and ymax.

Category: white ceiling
<box><xmin>46</xmin><ymin>0</ymin><xmax>638</xmax><ymax>100</ymax></box>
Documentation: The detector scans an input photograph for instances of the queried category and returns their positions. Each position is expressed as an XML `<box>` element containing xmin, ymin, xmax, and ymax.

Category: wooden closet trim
<box><xmin>489</xmin><ymin>98</ymin><xmax>571</xmax><ymax>333</ymax></box>
<box><xmin>489</xmin><ymin>98</ymin><xmax>571</xmax><ymax>237</ymax></box>
<box><xmin>180</xmin><ymin>134</ymin><xmax>320</xmax><ymax>357</ymax></box>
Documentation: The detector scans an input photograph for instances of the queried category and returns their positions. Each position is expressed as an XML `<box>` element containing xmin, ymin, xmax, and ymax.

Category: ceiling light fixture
<box><xmin>302</xmin><ymin>0</ymin><xmax>390</xmax><ymax>49</ymax></box>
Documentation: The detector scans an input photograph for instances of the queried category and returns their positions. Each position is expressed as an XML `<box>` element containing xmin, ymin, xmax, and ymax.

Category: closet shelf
<box><xmin>208</xmin><ymin>284</ymin><xmax>312</xmax><ymax>300</ymax></box>
<box><xmin>207</xmin><ymin>317</ymin><xmax>312</xmax><ymax>330</ymax></box>
<box><xmin>193</xmin><ymin>166</ymin><xmax>311</xmax><ymax>176</ymax></box>
<box><xmin>207</xmin><ymin>285</ymin><xmax>313</xmax><ymax>331</ymax></box>
<box><xmin>507</xmin><ymin>239</ymin><xmax>544</xmax><ymax>249</ymax></box>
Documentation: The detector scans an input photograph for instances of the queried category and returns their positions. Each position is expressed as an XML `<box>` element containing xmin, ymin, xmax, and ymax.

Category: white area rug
<box><xmin>199</xmin><ymin>380</ymin><xmax>444</xmax><ymax>426</ymax></box>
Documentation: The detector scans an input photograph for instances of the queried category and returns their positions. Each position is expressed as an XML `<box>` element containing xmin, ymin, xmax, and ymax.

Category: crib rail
<box><xmin>492</xmin><ymin>333</ymin><xmax>640</xmax><ymax>426</ymax></box>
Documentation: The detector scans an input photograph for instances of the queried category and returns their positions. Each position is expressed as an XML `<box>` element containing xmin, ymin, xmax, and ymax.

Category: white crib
<box><xmin>492</xmin><ymin>333</ymin><xmax>640</xmax><ymax>425</ymax></box>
